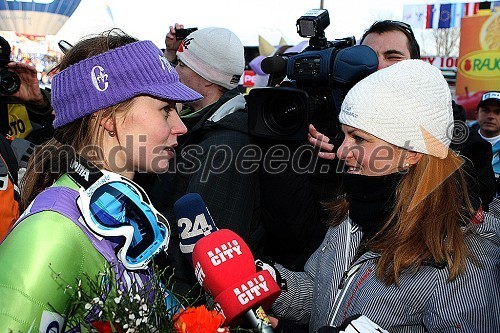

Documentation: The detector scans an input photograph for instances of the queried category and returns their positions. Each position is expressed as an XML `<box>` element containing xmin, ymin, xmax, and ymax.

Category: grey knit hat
<box><xmin>339</xmin><ymin>59</ymin><xmax>453</xmax><ymax>158</ymax></box>
<box><xmin>176</xmin><ymin>27</ymin><xmax>245</xmax><ymax>89</ymax></box>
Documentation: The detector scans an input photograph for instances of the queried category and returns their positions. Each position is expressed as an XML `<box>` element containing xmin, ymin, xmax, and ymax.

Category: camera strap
<box><xmin>0</xmin><ymin>104</ymin><xmax>8</xmax><ymax>136</ymax></box>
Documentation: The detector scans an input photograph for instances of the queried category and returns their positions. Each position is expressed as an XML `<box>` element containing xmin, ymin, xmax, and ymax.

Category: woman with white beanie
<box><xmin>269</xmin><ymin>59</ymin><xmax>500</xmax><ymax>332</ymax></box>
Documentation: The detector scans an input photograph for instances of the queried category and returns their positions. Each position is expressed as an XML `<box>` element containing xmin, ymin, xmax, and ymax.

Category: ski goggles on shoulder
<box><xmin>67</xmin><ymin>155</ymin><xmax>169</xmax><ymax>270</ymax></box>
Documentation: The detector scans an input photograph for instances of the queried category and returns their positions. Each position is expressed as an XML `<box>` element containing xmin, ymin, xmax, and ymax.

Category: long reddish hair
<box><xmin>326</xmin><ymin>150</ymin><xmax>475</xmax><ymax>284</ymax></box>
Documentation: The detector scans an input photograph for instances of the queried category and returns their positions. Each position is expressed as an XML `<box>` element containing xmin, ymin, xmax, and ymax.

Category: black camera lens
<box><xmin>263</xmin><ymin>94</ymin><xmax>307</xmax><ymax>136</ymax></box>
<box><xmin>0</xmin><ymin>68</ymin><xmax>21</xmax><ymax>95</ymax></box>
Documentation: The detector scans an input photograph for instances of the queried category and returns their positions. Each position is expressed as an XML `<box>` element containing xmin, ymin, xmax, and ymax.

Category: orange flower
<box><xmin>173</xmin><ymin>305</ymin><xmax>228</xmax><ymax>333</ymax></box>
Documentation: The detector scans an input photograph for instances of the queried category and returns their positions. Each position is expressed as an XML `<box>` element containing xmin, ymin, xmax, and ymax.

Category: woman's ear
<box><xmin>405</xmin><ymin>151</ymin><xmax>423</xmax><ymax>166</ymax></box>
<box><xmin>99</xmin><ymin>113</ymin><xmax>115</xmax><ymax>133</ymax></box>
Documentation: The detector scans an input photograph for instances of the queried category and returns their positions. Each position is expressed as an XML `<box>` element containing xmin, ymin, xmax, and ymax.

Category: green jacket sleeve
<box><xmin>0</xmin><ymin>210</ymin><xmax>106</xmax><ymax>332</ymax></box>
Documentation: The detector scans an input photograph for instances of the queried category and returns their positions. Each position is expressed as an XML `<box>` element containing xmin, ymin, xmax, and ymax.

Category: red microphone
<box><xmin>191</xmin><ymin>229</ymin><xmax>256</xmax><ymax>298</ymax></box>
<box><xmin>192</xmin><ymin>229</ymin><xmax>281</xmax><ymax>328</ymax></box>
<box><xmin>214</xmin><ymin>269</ymin><xmax>280</xmax><ymax>325</ymax></box>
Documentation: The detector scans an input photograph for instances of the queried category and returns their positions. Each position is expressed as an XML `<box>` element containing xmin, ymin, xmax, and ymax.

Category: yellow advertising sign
<box><xmin>456</xmin><ymin>12</ymin><xmax>500</xmax><ymax>119</ymax></box>
<box><xmin>457</xmin><ymin>49</ymin><xmax>500</xmax><ymax>79</ymax></box>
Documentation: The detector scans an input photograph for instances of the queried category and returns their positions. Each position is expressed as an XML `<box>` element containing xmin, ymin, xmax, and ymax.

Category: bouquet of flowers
<box><xmin>53</xmin><ymin>263</ymin><xmax>233</xmax><ymax>333</ymax></box>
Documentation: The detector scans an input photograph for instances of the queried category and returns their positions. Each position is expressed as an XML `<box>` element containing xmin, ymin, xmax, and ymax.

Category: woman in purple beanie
<box><xmin>0</xmin><ymin>29</ymin><xmax>202</xmax><ymax>331</ymax></box>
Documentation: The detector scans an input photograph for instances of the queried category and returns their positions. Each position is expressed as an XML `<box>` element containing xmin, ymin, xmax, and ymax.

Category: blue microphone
<box><xmin>173</xmin><ymin>193</ymin><xmax>218</xmax><ymax>263</ymax></box>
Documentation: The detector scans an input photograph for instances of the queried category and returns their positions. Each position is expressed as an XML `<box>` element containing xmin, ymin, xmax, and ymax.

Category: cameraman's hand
<box><xmin>164</xmin><ymin>23</ymin><xmax>184</xmax><ymax>63</ymax></box>
<box><xmin>308</xmin><ymin>124</ymin><xmax>336</xmax><ymax>160</ymax></box>
<box><xmin>5</xmin><ymin>61</ymin><xmax>47</xmax><ymax>107</ymax></box>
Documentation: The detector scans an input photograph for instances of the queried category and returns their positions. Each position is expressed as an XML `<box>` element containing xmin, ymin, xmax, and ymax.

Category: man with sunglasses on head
<box><xmin>359</xmin><ymin>20</ymin><xmax>420</xmax><ymax>68</ymax></box>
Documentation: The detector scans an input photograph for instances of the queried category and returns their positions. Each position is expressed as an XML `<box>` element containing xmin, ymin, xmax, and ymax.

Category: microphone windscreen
<box><xmin>261</xmin><ymin>56</ymin><xmax>287</xmax><ymax>74</ymax></box>
<box><xmin>174</xmin><ymin>193</ymin><xmax>218</xmax><ymax>262</ymax></box>
<box><xmin>192</xmin><ymin>229</ymin><xmax>256</xmax><ymax>298</ymax></box>
<box><xmin>215</xmin><ymin>270</ymin><xmax>281</xmax><ymax>325</ymax></box>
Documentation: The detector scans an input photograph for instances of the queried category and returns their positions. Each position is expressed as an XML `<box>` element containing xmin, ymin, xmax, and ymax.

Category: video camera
<box><xmin>0</xmin><ymin>36</ymin><xmax>20</xmax><ymax>95</ymax></box>
<box><xmin>247</xmin><ymin>9</ymin><xmax>378</xmax><ymax>141</ymax></box>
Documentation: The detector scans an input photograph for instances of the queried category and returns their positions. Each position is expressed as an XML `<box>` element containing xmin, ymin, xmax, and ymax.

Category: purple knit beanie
<box><xmin>52</xmin><ymin>40</ymin><xmax>203</xmax><ymax>128</ymax></box>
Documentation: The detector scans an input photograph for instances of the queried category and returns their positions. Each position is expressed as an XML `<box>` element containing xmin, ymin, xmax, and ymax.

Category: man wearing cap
<box><xmin>146</xmin><ymin>25</ymin><xmax>264</xmax><ymax>298</ymax></box>
<box><xmin>471</xmin><ymin>91</ymin><xmax>500</xmax><ymax>196</ymax></box>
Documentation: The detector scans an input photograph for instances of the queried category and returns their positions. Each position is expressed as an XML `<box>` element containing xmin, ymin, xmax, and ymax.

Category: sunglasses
<box><xmin>68</xmin><ymin>156</ymin><xmax>170</xmax><ymax>271</ymax></box>
<box><xmin>377</xmin><ymin>20</ymin><xmax>416</xmax><ymax>41</ymax></box>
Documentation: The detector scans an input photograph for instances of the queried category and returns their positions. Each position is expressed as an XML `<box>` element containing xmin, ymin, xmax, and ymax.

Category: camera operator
<box><xmin>1</xmin><ymin>36</ymin><xmax>54</xmax><ymax>145</ymax></box>
<box><xmin>143</xmin><ymin>24</ymin><xmax>264</xmax><ymax>301</ymax></box>
<box><xmin>0</xmin><ymin>36</ymin><xmax>49</xmax><ymax>242</ymax></box>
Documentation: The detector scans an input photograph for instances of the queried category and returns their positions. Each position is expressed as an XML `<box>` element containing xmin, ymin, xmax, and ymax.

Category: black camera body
<box><xmin>246</xmin><ymin>9</ymin><xmax>378</xmax><ymax>142</ymax></box>
<box><xmin>175</xmin><ymin>27</ymin><xmax>198</xmax><ymax>40</ymax></box>
<box><xmin>0</xmin><ymin>37</ymin><xmax>20</xmax><ymax>96</ymax></box>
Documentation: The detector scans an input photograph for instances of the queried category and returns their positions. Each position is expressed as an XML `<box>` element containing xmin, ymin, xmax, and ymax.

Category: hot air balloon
<box><xmin>0</xmin><ymin>0</ymin><xmax>81</xmax><ymax>36</ymax></box>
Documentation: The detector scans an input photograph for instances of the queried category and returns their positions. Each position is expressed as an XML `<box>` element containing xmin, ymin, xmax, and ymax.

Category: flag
<box><xmin>426</xmin><ymin>4</ymin><xmax>440</xmax><ymax>29</ymax></box>
<box><xmin>450</xmin><ymin>3</ymin><xmax>463</xmax><ymax>28</ymax></box>
<box><xmin>403</xmin><ymin>4</ymin><xmax>427</xmax><ymax>29</ymax></box>
<box><xmin>438</xmin><ymin>3</ymin><xmax>452</xmax><ymax>28</ymax></box>
<box><xmin>478</xmin><ymin>1</ymin><xmax>493</xmax><ymax>10</ymax></box>
<box><xmin>104</xmin><ymin>2</ymin><xmax>115</xmax><ymax>25</ymax></box>
<box><xmin>463</xmin><ymin>2</ymin><xmax>479</xmax><ymax>16</ymax></box>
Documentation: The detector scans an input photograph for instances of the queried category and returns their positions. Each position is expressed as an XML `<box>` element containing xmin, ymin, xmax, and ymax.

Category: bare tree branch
<box><xmin>431</xmin><ymin>28</ymin><xmax>461</xmax><ymax>56</ymax></box>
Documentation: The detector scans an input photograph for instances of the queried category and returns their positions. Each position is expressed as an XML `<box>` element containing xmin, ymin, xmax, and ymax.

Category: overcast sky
<box><xmin>55</xmin><ymin>0</ymin><xmax>426</xmax><ymax>48</ymax></box>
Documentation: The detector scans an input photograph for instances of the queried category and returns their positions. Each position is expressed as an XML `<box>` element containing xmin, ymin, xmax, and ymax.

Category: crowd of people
<box><xmin>0</xmin><ymin>17</ymin><xmax>498</xmax><ymax>333</ymax></box>
<box><xmin>7</xmin><ymin>40</ymin><xmax>61</xmax><ymax>87</ymax></box>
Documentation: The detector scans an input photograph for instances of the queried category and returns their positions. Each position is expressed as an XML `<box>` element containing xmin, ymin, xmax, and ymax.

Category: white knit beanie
<box><xmin>339</xmin><ymin>59</ymin><xmax>453</xmax><ymax>158</ymax></box>
<box><xmin>176</xmin><ymin>27</ymin><xmax>245</xmax><ymax>89</ymax></box>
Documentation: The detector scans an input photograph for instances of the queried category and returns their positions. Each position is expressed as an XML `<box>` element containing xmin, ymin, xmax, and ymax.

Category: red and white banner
<box><xmin>421</xmin><ymin>56</ymin><xmax>458</xmax><ymax>70</ymax></box>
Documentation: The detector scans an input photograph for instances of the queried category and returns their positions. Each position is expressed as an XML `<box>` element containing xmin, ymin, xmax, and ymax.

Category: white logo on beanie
<box><xmin>90</xmin><ymin>65</ymin><xmax>109</xmax><ymax>92</ymax></box>
<box><xmin>158</xmin><ymin>55</ymin><xmax>174</xmax><ymax>72</ymax></box>
<box><xmin>343</xmin><ymin>104</ymin><xmax>358</xmax><ymax>118</ymax></box>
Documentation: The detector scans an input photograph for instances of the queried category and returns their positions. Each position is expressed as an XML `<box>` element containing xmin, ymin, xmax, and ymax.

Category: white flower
<box><xmin>129</xmin><ymin>313</ymin><xmax>136</xmax><ymax>320</ymax></box>
<box><xmin>63</xmin><ymin>284</ymin><xmax>72</xmax><ymax>294</ymax></box>
<box><xmin>84</xmin><ymin>303</ymin><xmax>92</xmax><ymax>310</ymax></box>
<box><xmin>114</xmin><ymin>295</ymin><xmax>122</xmax><ymax>304</ymax></box>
